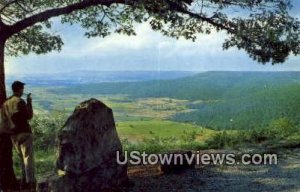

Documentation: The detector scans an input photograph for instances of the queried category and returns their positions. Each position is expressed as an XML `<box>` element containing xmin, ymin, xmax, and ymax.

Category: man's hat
<box><xmin>12</xmin><ymin>81</ymin><xmax>25</xmax><ymax>92</ymax></box>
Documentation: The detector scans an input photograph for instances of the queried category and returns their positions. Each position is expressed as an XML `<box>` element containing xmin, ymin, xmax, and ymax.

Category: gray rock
<box><xmin>38</xmin><ymin>99</ymin><xmax>129</xmax><ymax>192</ymax></box>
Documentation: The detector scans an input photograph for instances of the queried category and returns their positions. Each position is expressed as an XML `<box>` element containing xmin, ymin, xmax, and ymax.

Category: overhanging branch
<box><xmin>7</xmin><ymin>0</ymin><xmax>127</xmax><ymax>37</ymax></box>
<box><xmin>5</xmin><ymin>0</ymin><xmax>243</xmax><ymax>39</ymax></box>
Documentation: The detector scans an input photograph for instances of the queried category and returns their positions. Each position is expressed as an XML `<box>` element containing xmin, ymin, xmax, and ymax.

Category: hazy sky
<box><xmin>7</xmin><ymin>1</ymin><xmax>300</xmax><ymax>74</ymax></box>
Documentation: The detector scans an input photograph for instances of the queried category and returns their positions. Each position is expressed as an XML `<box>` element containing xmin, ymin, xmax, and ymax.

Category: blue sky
<box><xmin>7</xmin><ymin>1</ymin><xmax>300</xmax><ymax>74</ymax></box>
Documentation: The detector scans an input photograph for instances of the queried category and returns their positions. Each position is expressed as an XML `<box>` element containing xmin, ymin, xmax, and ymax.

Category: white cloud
<box><xmin>84</xmin><ymin>23</ymin><xmax>158</xmax><ymax>55</ymax></box>
<box><xmin>48</xmin><ymin>22</ymin><xmax>228</xmax><ymax>59</ymax></box>
<box><xmin>160</xmin><ymin>31</ymin><xmax>228</xmax><ymax>58</ymax></box>
<box><xmin>53</xmin><ymin>22</ymin><xmax>160</xmax><ymax>58</ymax></box>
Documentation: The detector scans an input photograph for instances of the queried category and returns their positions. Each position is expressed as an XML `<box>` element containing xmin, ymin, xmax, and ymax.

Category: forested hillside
<box><xmin>48</xmin><ymin>71</ymin><xmax>300</xmax><ymax>129</ymax></box>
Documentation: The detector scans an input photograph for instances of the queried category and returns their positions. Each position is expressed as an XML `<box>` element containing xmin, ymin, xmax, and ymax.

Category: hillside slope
<box><xmin>48</xmin><ymin>71</ymin><xmax>300</xmax><ymax>129</ymax></box>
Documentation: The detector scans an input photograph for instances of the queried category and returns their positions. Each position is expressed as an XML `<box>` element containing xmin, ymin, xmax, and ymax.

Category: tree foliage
<box><xmin>0</xmin><ymin>0</ymin><xmax>299</xmax><ymax>63</ymax></box>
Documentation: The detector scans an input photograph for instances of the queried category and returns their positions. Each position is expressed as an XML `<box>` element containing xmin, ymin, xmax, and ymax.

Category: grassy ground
<box><xmin>116</xmin><ymin>120</ymin><xmax>214</xmax><ymax>142</ymax></box>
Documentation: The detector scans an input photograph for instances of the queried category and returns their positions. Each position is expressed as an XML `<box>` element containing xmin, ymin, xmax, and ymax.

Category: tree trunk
<box><xmin>0</xmin><ymin>39</ymin><xmax>7</xmax><ymax>106</ymax></box>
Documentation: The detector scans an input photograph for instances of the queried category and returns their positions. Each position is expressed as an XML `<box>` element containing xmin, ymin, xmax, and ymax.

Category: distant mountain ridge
<box><xmin>48</xmin><ymin>71</ymin><xmax>300</xmax><ymax>99</ymax></box>
<box><xmin>7</xmin><ymin>71</ymin><xmax>197</xmax><ymax>86</ymax></box>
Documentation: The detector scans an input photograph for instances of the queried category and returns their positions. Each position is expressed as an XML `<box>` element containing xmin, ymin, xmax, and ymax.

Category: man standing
<box><xmin>2</xmin><ymin>81</ymin><xmax>36</xmax><ymax>191</ymax></box>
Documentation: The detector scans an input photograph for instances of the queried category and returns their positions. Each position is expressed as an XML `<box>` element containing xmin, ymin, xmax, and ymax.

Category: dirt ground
<box><xmin>127</xmin><ymin>149</ymin><xmax>300</xmax><ymax>192</ymax></box>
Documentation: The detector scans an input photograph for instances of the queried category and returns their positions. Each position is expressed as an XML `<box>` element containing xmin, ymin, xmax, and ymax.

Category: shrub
<box><xmin>263</xmin><ymin>117</ymin><xmax>297</xmax><ymax>139</ymax></box>
<box><xmin>31</xmin><ymin>112</ymin><xmax>68</xmax><ymax>151</ymax></box>
<box><xmin>182</xmin><ymin>130</ymin><xmax>197</xmax><ymax>143</ymax></box>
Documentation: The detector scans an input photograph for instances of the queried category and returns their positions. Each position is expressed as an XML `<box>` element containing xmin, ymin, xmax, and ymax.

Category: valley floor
<box><xmin>128</xmin><ymin>149</ymin><xmax>300</xmax><ymax>192</ymax></box>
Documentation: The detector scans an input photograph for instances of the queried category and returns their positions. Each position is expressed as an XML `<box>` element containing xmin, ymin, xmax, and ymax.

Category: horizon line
<box><xmin>6</xmin><ymin>70</ymin><xmax>300</xmax><ymax>75</ymax></box>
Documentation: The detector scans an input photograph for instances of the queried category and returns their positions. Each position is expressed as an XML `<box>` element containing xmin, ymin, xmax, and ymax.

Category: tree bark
<box><xmin>0</xmin><ymin>39</ymin><xmax>7</xmax><ymax>106</ymax></box>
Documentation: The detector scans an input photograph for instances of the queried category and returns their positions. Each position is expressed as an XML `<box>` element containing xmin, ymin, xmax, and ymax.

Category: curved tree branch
<box><xmin>7</xmin><ymin>0</ymin><xmax>127</xmax><ymax>37</ymax></box>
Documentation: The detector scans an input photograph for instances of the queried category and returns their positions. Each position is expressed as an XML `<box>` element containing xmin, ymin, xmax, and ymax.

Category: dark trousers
<box><xmin>0</xmin><ymin>133</ymin><xmax>17</xmax><ymax>190</ymax></box>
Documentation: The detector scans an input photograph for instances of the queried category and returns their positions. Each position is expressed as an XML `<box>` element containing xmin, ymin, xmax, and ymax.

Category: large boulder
<box><xmin>38</xmin><ymin>99</ymin><xmax>129</xmax><ymax>192</ymax></box>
